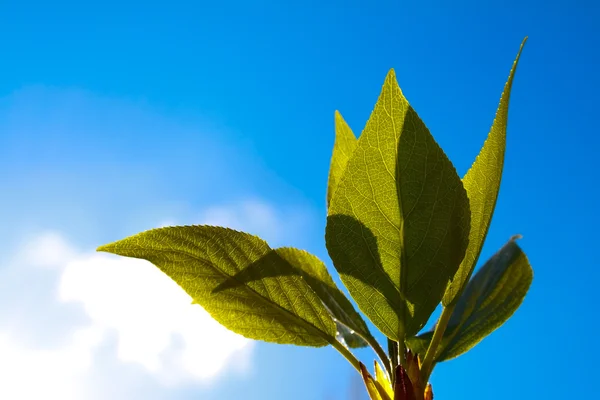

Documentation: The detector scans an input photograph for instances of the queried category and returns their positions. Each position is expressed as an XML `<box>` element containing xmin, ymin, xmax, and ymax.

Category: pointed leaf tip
<box><xmin>95</xmin><ymin>225</ymin><xmax>338</xmax><ymax>347</ymax></box>
<box><xmin>443</xmin><ymin>37</ymin><xmax>527</xmax><ymax>305</ymax></box>
<box><xmin>521</xmin><ymin>36</ymin><xmax>528</xmax><ymax>47</ymax></box>
<box><xmin>374</xmin><ymin>360</ymin><xmax>394</xmax><ymax>399</ymax></box>
<box><xmin>326</xmin><ymin>67</ymin><xmax>471</xmax><ymax>339</ymax></box>
<box><xmin>96</xmin><ymin>244</ymin><xmax>112</xmax><ymax>253</ymax></box>
<box><xmin>327</xmin><ymin>110</ymin><xmax>358</xmax><ymax>209</ymax></box>
<box><xmin>360</xmin><ymin>362</ymin><xmax>388</xmax><ymax>400</ymax></box>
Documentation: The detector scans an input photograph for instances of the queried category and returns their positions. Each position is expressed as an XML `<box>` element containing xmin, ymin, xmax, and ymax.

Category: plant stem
<box><xmin>398</xmin><ymin>337</ymin><xmax>406</xmax><ymax>367</ymax></box>
<box><xmin>331</xmin><ymin>338</ymin><xmax>362</xmax><ymax>373</ymax></box>
<box><xmin>420</xmin><ymin>303</ymin><xmax>455</xmax><ymax>381</ymax></box>
<box><xmin>365</xmin><ymin>336</ymin><xmax>393</xmax><ymax>380</ymax></box>
<box><xmin>388</xmin><ymin>339</ymin><xmax>398</xmax><ymax>367</ymax></box>
<box><xmin>388</xmin><ymin>339</ymin><xmax>398</xmax><ymax>384</ymax></box>
<box><xmin>333</xmin><ymin>320</ymin><xmax>392</xmax><ymax>378</ymax></box>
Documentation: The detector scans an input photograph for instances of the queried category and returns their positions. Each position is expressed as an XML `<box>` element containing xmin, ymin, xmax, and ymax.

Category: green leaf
<box><xmin>360</xmin><ymin>363</ymin><xmax>391</xmax><ymax>400</ymax></box>
<box><xmin>211</xmin><ymin>246</ymin><xmax>371</xmax><ymax>348</ymax></box>
<box><xmin>404</xmin><ymin>335</ymin><xmax>429</xmax><ymax>357</ymax></box>
<box><xmin>326</xmin><ymin>69</ymin><xmax>471</xmax><ymax>340</ymax></box>
<box><xmin>327</xmin><ymin>111</ymin><xmax>358</xmax><ymax>209</ymax></box>
<box><xmin>443</xmin><ymin>38</ymin><xmax>527</xmax><ymax>305</ymax></box>
<box><xmin>270</xmin><ymin>247</ymin><xmax>372</xmax><ymax>349</ymax></box>
<box><xmin>407</xmin><ymin>237</ymin><xmax>533</xmax><ymax>361</ymax></box>
<box><xmin>97</xmin><ymin>225</ymin><xmax>337</xmax><ymax>347</ymax></box>
<box><xmin>336</xmin><ymin>323</ymin><xmax>368</xmax><ymax>348</ymax></box>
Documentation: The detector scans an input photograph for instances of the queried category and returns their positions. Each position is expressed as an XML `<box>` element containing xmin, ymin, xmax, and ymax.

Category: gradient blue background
<box><xmin>1</xmin><ymin>0</ymin><xmax>598</xmax><ymax>399</ymax></box>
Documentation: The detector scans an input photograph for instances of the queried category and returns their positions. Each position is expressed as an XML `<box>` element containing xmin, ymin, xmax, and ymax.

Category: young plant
<box><xmin>97</xmin><ymin>38</ymin><xmax>533</xmax><ymax>399</ymax></box>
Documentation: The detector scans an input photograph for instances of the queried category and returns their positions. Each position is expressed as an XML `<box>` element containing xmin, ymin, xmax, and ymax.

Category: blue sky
<box><xmin>0</xmin><ymin>0</ymin><xmax>598</xmax><ymax>399</ymax></box>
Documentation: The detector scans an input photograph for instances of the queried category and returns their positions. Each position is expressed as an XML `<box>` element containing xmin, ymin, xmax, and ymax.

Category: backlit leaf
<box><xmin>327</xmin><ymin>111</ymin><xmax>358</xmax><ymax>209</ymax></box>
<box><xmin>326</xmin><ymin>69</ymin><xmax>471</xmax><ymax>340</ymax></box>
<box><xmin>273</xmin><ymin>247</ymin><xmax>372</xmax><ymax>348</ymax></box>
<box><xmin>211</xmin><ymin>246</ymin><xmax>372</xmax><ymax>348</ymax></box>
<box><xmin>443</xmin><ymin>38</ymin><xmax>527</xmax><ymax>305</ymax></box>
<box><xmin>97</xmin><ymin>226</ymin><xmax>337</xmax><ymax>346</ymax></box>
<box><xmin>336</xmin><ymin>323</ymin><xmax>368</xmax><ymax>348</ymax></box>
<box><xmin>407</xmin><ymin>237</ymin><xmax>533</xmax><ymax>361</ymax></box>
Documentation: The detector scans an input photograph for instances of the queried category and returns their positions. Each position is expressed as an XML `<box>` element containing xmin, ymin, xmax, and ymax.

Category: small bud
<box><xmin>393</xmin><ymin>365</ymin><xmax>416</xmax><ymax>400</ymax></box>
<box><xmin>424</xmin><ymin>383</ymin><xmax>434</xmax><ymax>400</ymax></box>
<box><xmin>405</xmin><ymin>350</ymin><xmax>424</xmax><ymax>398</ymax></box>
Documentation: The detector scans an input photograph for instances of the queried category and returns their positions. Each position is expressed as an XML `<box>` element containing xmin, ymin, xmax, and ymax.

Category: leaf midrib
<box><xmin>118</xmin><ymin>243</ymin><xmax>336</xmax><ymax>343</ymax></box>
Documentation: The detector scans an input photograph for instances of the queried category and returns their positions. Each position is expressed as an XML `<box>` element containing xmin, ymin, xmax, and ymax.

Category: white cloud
<box><xmin>59</xmin><ymin>252</ymin><xmax>252</xmax><ymax>385</ymax></box>
<box><xmin>0</xmin><ymin>231</ymin><xmax>254</xmax><ymax>398</ymax></box>
<box><xmin>15</xmin><ymin>231</ymin><xmax>76</xmax><ymax>269</ymax></box>
<box><xmin>0</xmin><ymin>228</ymin><xmax>254</xmax><ymax>399</ymax></box>
<box><xmin>0</xmin><ymin>199</ymin><xmax>302</xmax><ymax>399</ymax></box>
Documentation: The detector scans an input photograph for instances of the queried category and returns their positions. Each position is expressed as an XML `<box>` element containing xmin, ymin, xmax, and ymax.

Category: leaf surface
<box><xmin>272</xmin><ymin>247</ymin><xmax>372</xmax><ymax>348</ymax></box>
<box><xmin>444</xmin><ymin>38</ymin><xmax>527</xmax><ymax>305</ymax></box>
<box><xmin>327</xmin><ymin>111</ymin><xmax>358</xmax><ymax>208</ymax></box>
<box><xmin>335</xmin><ymin>323</ymin><xmax>367</xmax><ymax>348</ymax></box>
<box><xmin>97</xmin><ymin>226</ymin><xmax>337</xmax><ymax>346</ymax></box>
<box><xmin>212</xmin><ymin>246</ymin><xmax>372</xmax><ymax>348</ymax></box>
<box><xmin>326</xmin><ymin>69</ymin><xmax>471</xmax><ymax>339</ymax></box>
<box><xmin>407</xmin><ymin>237</ymin><xmax>533</xmax><ymax>361</ymax></box>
